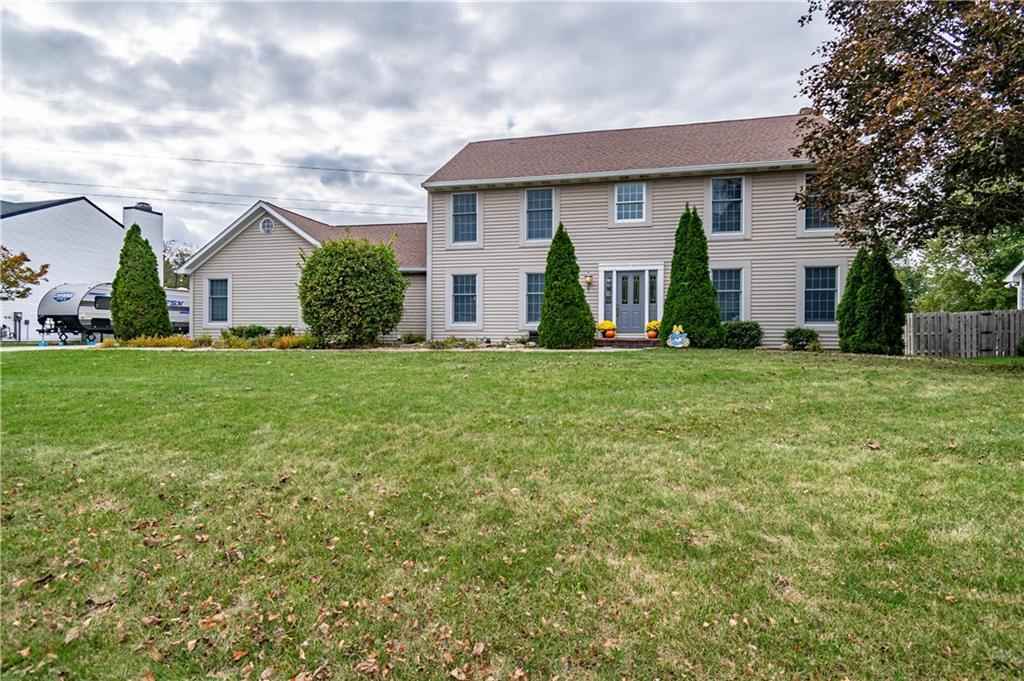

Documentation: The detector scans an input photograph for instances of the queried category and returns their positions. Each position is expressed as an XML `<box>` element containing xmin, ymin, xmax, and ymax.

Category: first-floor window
<box><xmin>452</xmin><ymin>274</ymin><xmax>477</xmax><ymax>324</ymax></box>
<box><xmin>804</xmin><ymin>266</ymin><xmax>837</xmax><ymax>323</ymax></box>
<box><xmin>208</xmin><ymin>278</ymin><xmax>228</xmax><ymax>323</ymax></box>
<box><xmin>712</xmin><ymin>269</ymin><xmax>742</xmax><ymax>322</ymax></box>
<box><xmin>525</xmin><ymin>272</ymin><xmax>544</xmax><ymax>324</ymax></box>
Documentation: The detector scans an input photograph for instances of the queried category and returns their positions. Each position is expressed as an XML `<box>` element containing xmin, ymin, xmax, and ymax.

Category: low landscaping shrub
<box><xmin>273</xmin><ymin>333</ymin><xmax>317</xmax><ymax>350</ymax></box>
<box><xmin>722</xmin><ymin>321</ymin><xmax>764</xmax><ymax>349</ymax></box>
<box><xmin>124</xmin><ymin>335</ymin><xmax>197</xmax><ymax>348</ymax></box>
<box><xmin>273</xmin><ymin>325</ymin><xmax>295</xmax><ymax>339</ymax></box>
<box><xmin>195</xmin><ymin>334</ymin><xmax>214</xmax><ymax>347</ymax></box>
<box><xmin>784</xmin><ymin>327</ymin><xmax>820</xmax><ymax>351</ymax></box>
<box><xmin>224</xmin><ymin>325</ymin><xmax>271</xmax><ymax>339</ymax></box>
<box><xmin>401</xmin><ymin>333</ymin><xmax>426</xmax><ymax>344</ymax></box>
<box><xmin>806</xmin><ymin>339</ymin><xmax>825</xmax><ymax>353</ymax></box>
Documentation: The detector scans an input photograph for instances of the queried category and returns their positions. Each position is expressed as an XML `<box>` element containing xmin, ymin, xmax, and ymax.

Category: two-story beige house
<box><xmin>423</xmin><ymin>112</ymin><xmax>854</xmax><ymax>348</ymax></box>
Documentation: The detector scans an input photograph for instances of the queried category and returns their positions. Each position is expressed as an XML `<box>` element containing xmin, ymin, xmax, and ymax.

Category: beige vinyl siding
<box><xmin>428</xmin><ymin>171</ymin><xmax>854</xmax><ymax>348</ymax></box>
<box><xmin>191</xmin><ymin>209</ymin><xmax>426</xmax><ymax>340</ymax></box>
<box><xmin>191</xmin><ymin>211</ymin><xmax>309</xmax><ymax>335</ymax></box>
<box><xmin>385</xmin><ymin>273</ymin><xmax>427</xmax><ymax>340</ymax></box>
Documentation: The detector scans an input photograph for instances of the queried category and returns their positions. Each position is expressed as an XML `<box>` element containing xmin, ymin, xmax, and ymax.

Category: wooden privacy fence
<box><xmin>904</xmin><ymin>309</ymin><xmax>1024</xmax><ymax>358</ymax></box>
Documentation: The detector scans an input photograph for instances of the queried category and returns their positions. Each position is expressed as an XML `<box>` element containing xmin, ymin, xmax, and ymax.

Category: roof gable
<box><xmin>425</xmin><ymin>113</ymin><xmax>816</xmax><ymax>187</ymax></box>
<box><xmin>1</xmin><ymin>196</ymin><xmax>123</xmax><ymax>228</ymax></box>
<box><xmin>178</xmin><ymin>201</ymin><xmax>426</xmax><ymax>274</ymax></box>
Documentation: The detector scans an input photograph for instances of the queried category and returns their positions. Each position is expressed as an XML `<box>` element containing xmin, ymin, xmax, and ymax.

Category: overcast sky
<box><xmin>1</xmin><ymin>2</ymin><xmax>833</xmax><ymax>245</ymax></box>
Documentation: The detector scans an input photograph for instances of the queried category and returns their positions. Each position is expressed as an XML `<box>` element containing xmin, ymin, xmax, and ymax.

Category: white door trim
<box><xmin>597</xmin><ymin>262</ymin><xmax>664</xmax><ymax>333</ymax></box>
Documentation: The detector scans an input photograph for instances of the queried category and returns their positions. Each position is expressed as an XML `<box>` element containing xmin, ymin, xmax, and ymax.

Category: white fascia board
<box><xmin>1004</xmin><ymin>259</ymin><xmax>1024</xmax><ymax>283</ymax></box>
<box><xmin>422</xmin><ymin>158</ymin><xmax>815</xmax><ymax>190</ymax></box>
<box><xmin>177</xmin><ymin>201</ymin><xmax>320</xmax><ymax>274</ymax></box>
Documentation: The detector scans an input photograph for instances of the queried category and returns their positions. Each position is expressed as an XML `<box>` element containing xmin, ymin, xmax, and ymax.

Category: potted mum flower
<box><xmin>597</xmin><ymin>319</ymin><xmax>617</xmax><ymax>339</ymax></box>
<box><xmin>646</xmin><ymin>319</ymin><xmax>660</xmax><ymax>339</ymax></box>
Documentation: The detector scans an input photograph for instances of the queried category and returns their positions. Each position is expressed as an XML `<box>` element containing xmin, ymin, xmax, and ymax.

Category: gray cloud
<box><xmin>1</xmin><ymin>2</ymin><xmax>833</xmax><ymax>242</ymax></box>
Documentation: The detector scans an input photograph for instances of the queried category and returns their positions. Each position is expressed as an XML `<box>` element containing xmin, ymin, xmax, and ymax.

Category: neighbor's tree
<box><xmin>842</xmin><ymin>246</ymin><xmax>907</xmax><ymax>355</ymax></box>
<box><xmin>111</xmin><ymin>224</ymin><xmax>172</xmax><ymax>339</ymax></box>
<box><xmin>897</xmin><ymin>227</ymin><xmax>1023</xmax><ymax>312</ymax></box>
<box><xmin>163</xmin><ymin>240</ymin><xmax>195</xmax><ymax>289</ymax></box>
<box><xmin>836</xmin><ymin>246</ymin><xmax>869</xmax><ymax>352</ymax></box>
<box><xmin>538</xmin><ymin>223</ymin><xmax>595</xmax><ymax>348</ymax></box>
<box><xmin>298</xmin><ymin>237</ymin><xmax>406</xmax><ymax>347</ymax></box>
<box><xmin>659</xmin><ymin>204</ymin><xmax>724</xmax><ymax>348</ymax></box>
<box><xmin>796</xmin><ymin>1</ymin><xmax>1024</xmax><ymax>248</ymax></box>
<box><xmin>0</xmin><ymin>246</ymin><xmax>49</xmax><ymax>300</ymax></box>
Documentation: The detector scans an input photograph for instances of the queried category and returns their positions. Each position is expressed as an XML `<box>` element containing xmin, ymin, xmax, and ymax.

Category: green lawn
<box><xmin>1</xmin><ymin>349</ymin><xmax>1022</xmax><ymax>679</ymax></box>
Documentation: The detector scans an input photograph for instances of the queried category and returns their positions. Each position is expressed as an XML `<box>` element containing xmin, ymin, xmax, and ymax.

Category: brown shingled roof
<box><xmin>425</xmin><ymin>113</ymin><xmax>814</xmax><ymax>185</ymax></box>
<box><xmin>267</xmin><ymin>203</ymin><xmax>426</xmax><ymax>269</ymax></box>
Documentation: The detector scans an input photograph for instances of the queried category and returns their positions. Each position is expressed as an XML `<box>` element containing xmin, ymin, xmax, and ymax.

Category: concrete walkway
<box><xmin>0</xmin><ymin>343</ymin><xmax>97</xmax><ymax>352</ymax></box>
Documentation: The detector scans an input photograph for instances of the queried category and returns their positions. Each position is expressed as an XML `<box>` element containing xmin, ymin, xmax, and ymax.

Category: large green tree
<box><xmin>111</xmin><ymin>224</ymin><xmax>171</xmax><ymax>339</ymax></box>
<box><xmin>897</xmin><ymin>228</ymin><xmax>1023</xmax><ymax>312</ymax></box>
<box><xmin>538</xmin><ymin>224</ymin><xmax>595</xmax><ymax>349</ymax></box>
<box><xmin>796</xmin><ymin>1</ymin><xmax>1024</xmax><ymax>248</ymax></box>
<box><xmin>659</xmin><ymin>204</ymin><xmax>724</xmax><ymax>348</ymax></box>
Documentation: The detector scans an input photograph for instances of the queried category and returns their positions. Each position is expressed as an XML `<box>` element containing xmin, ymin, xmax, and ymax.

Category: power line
<box><xmin>5</xmin><ymin>177</ymin><xmax>426</xmax><ymax>211</ymax></box>
<box><xmin>5</xmin><ymin>188</ymin><xmax>426</xmax><ymax>220</ymax></box>
<box><xmin>3</xmin><ymin>146</ymin><xmax>432</xmax><ymax>177</ymax></box>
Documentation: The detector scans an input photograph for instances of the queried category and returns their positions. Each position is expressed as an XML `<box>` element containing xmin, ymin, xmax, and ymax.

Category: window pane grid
<box><xmin>615</xmin><ymin>183</ymin><xmax>645</xmax><ymax>221</ymax></box>
<box><xmin>526</xmin><ymin>272</ymin><xmax>544</xmax><ymax>323</ymax></box>
<box><xmin>804</xmin><ymin>266</ymin><xmax>837</xmax><ymax>323</ymax></box>
<box><xmin>526</xmin><ymin>189</ymin><xmax>553</xmax><ymax>240</ymax></box>
<box><xmin>209</xmin><ymin>278</ymin><xmax>228</xmax><ymax>323</ymax></box>
<box><xmin>804</xmin><ymin>175</ymin><xmax>835</xmax><ymax>230</ymax></box>
<box><xmin>711</xmin><ymin>178</ymin><xmax>742</xmax><ymax>233</ymax></box>
<box><xmin>712</xmin><ymin>269</ymin><xmax>742</xmax><ymax>322</ymax></box>
<box><xmin>452</xmin><ymin>274</ymin><xmax>477</xmax><ymax>324</ymax></box>
<box><xmin>452</xmin><ymin>193</ymin><xmax>477</xmax><ymax>243</ymax></box>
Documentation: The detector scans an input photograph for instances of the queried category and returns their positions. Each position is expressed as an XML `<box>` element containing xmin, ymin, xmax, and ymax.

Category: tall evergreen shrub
<box><xmin>659</xmin><ymin>204</ymin><xmax>724</xmax><ymax>347</ymax></box>
<box><xmin>111</xmin><ymin>224</ymin><xmax>171</xmax><ymax>340</ymax></box>
<box><xmin>298</xmin><ymin>238</ymin><xmax>406</xmax><ymax>346</ymax></box>
<box><xmin>837</xmin><ymin>247</ymin><xmax>869</xmax><ymax>352</ymax></box>
<box><xmin>850</xmin><ymin>247</ymin><xmax>906</xmax><ymax>355</ymax></box>
<box><xmin>538</xmin><ymin>223</ymin><xmax>595</xmax><ymax>348</ymax></box>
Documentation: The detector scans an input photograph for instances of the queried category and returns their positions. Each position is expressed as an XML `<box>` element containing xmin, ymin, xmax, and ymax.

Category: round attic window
<box><xmin>260</xmin><ymin>218</ymin><xmax>275</xmax><ymax>234</ymax></box>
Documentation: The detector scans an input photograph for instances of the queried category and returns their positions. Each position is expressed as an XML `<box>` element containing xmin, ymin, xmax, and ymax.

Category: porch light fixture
<box><xmin>582</xmin><ymin>273</ymin><xmax>595</xmax><ymax>289</ymax></box>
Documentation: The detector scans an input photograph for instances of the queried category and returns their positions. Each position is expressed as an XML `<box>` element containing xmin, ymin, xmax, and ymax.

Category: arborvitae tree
<box><xmin>538</xmin><ymin>223</ymin><xmax>595</xmax><ymax>348</ymax></box>
<box><xmin>837</xmin><ymin>246</ymin><xmax>870</xmax><ymax>352</ymax></box>
<box><xmin>659</xmin><ymin>204</ymin><xmax>724</xmax><ymax>347</ymax></box>
<box><xmin>111</xmin><ymin>224</ymin><xmax>171</xmax><ymax>339</ymax></box>
<box><xmin>848</xmin><ymin>247</ymin><xmax>906</xmax><ymax>355</ymax></box>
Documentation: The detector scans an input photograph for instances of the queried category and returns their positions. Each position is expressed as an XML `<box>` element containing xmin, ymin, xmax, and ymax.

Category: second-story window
<box><xmin>804</xmin><ymin>174</ymin><xmax>835</xmax><ymax>230</ymax></box>
<box><xmin>526</xmin><ymin>188</ymin><xmax>554</xmax><ymax>241</ymax></box>
<box><xmin>452</xmin><ymin>192</ymin><xmax>478</xmax><ymax>244</ymax></box>
<box><xmin>615</xmin><ymin>183</ymin><xmax>645</xmax><ymax>222</ymax></box>
<box><xmin>711</xmin><ymin>177</ymin><xmax>743</xmax><ymax>233</ymax></box>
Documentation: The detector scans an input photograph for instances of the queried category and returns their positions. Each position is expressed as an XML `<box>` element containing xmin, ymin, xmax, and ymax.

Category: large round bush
<box><xmin>298</xmin><ymin>238</ymin><xmax>406</xmax><ymax>346</ymax></box>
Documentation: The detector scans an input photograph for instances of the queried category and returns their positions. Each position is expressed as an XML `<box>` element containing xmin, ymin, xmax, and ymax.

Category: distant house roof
<box><xmin>424</xmin><ymin>113</ymin><xmax>817</xmax><ymax>188</ymax></box>
<box><xmin>178</xmin><ymin>201</ymin><xmax>426</xmax><ymax>275</ymax></box>
<box><xmin>1</xmin><ymin>196</ymin><xmax>123</xmax><ymax>227</ymax></box>
<box><xmin>1005</xmin><ymin>259</ymin><xmax>1024</xmax><ymax>283</ymax></box>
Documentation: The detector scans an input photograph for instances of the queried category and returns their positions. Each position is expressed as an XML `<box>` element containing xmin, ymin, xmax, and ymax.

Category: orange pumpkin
<box><xmin>604</xmin><ymin>330</ymin><xmax>616</xmax><ymax>339</ymax></box>
<box><xmin>646</xmin><ymin>330</ymin><xmax>657</xmax><ymax>339</ymax></box>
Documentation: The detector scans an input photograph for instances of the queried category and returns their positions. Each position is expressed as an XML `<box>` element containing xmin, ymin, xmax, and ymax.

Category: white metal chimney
<box><xmin>123</xmin><ymin>202</ymin><xmax>164</xmax><ymax>285</ymax></box>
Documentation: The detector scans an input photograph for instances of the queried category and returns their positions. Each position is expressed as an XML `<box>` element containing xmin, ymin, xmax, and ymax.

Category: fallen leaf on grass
<box><xmin>353</xmin><ymin>657</ymin><xmax>379</xmax><ymax>675</ymax></box>
<box><xmin>186</xmin><ymin>639</ymin><xmax>198</xmax><ymax>652</ymax></box>
<box><xmin>141</xmin><ymin>615</ymin><xmax>162</xmax><ymax>626</ymax></box>
<box><xmin>233</xmin><ymin>649</ymin><xmax>248</xmax><ymax>662</ymax></box>
<box><xmin>64</xmin><ymin>626</ymin><xmax>82</xmax><ymax>644</ymax></box>
<box><xmin>867</xmin><ymin>441</ymin><xmax>883</xmax><ymax>451</ymax></box>
<box><xmin>472</xmin><ymin>641</ymin><xmax>485</xmax><ymax>657</ymax></box>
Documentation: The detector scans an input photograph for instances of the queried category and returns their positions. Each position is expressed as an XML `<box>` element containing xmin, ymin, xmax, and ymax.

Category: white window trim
<box><xmin>519</xmin><ymin>268</ymin><xmax>546</xmax><ymax>330</ymax></box>
<box><xmin>608</xmin><ymin>182</ymin><xmax>652</xmax><ymax>227</ymax></box>
<box><xmin>796</xmin><ymin>172</ymin><xmax>839</xmax><ymax>238</ymax></box>
<box><xmin>709</xmin><ymin>260</ymin><xmax>752</xmax><ymax>322</ymax></box>
<box><xmin>520</xmin><ymin>187</ymin><xmax>559</xmax><ymax>246</ymax></box>
<box><xmin>597</xmin><ymin>262</ymin><xmax>664</xmax><ymax>334</ymax></box>
<box><xmin>445</xmin><ymin>268</ymin><xmax>483</xmax><ymax>332</ymax></box>
<box><xmin>448</xmin><ymin>192</ymin><xmax>482</xmax><ymax>249</ymax></box>
<box><xmin>259</xmin><ymin>217</ymin><xmax>275</xmax><ymax>234</ymax></box>
<box><xmin>705</xmin><ymin>175</ymin><xmax>751</xmax><ymax>240</ymax></box>
<box><xmin>204</xmin><ymin>274</ymin><xmax>232</xmax><ymax>327</ymax></box>
<box><xmin>796</xmin><ymin>258</ymin><xmax>847</xmax><ymax>328</ymax></box>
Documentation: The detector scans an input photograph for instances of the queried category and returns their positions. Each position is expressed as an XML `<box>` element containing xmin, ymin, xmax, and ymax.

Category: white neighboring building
<box><xmin>0</xmin><ymin>197</ymin><xmax>164</xmax><ymax>341</ymax></box>
<box><xmin>1006</xmin><ymin>260</ymin><xmax>1024</xmax><ymax>310</ymax></box>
